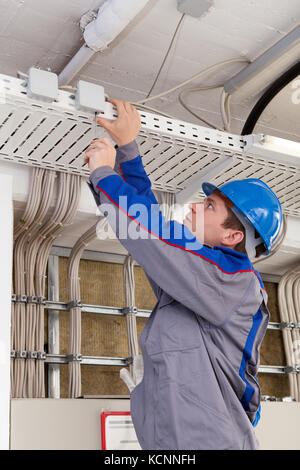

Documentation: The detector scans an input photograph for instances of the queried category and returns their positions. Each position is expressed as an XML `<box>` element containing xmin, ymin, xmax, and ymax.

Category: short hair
<box><xmin>214</xmin><ymin>189</ymin><xmax>265</xmax><ymax>258</ymax></box>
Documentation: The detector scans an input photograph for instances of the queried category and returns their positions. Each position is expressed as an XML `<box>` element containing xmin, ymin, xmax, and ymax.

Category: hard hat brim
<box><xmin>202</xmin><ymin>182</ymin><xmax>218</xmax><ymax>196</ymax></box>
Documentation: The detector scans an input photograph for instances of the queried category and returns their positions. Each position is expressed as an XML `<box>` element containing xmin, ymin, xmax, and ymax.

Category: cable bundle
<box><xmin>12</xmin><ymin>167</ymin><xmax>54</xmax><ymax>397</ymax></box>
<box><xmin>12</xmin><ymin>168</ymin><xmax>81</xmax><ymax>398</ymax></box>
<box><xmin>123</xmin><ymin>254</ymin><xmax>139</xmax><ymax>380</ymax></box>
<box><xmin>278</xmin><ymin>266</ymin><xmax>300</xmax><ymax>401</ymax></box>
<box><xmin>67</xmin><ymin>216</ymin><xmax>108</xmax><ymax>397</ymax></box>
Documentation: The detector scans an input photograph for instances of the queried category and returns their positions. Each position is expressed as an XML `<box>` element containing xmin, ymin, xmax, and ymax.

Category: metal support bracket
<box><xmin>15</xmin><ymin>350</ymin><xmax>27</xmax><ymax>359</ymax></box>
<box><xmin>279</xmin><ymin>321</ymin><xmax>297</xmax><ymax>330</ymax></box>
<box><xmin>37</xmin><ymin>351</ymin><xmax>47</xmax><ymax>360</ymax></box>
<box><xmin>67</xmin><ymin>300</ymin><xmax>83</xmax><ymax>309</ymax></box>
<box><xmin>15</xmin><ymin>294</ymin><xmax>27</xmax><ymax>303</ymax></box>
<box><xmin>67</xmin><ymin>354</ymin><xmax>83</xmax><ymax>362</ymax></box>
<box><xmin>27</xmin><ymin>351</ymin><xmax>38</xmax><ymax>359</ymax></box>
<box><xmin>27</xmin><ymin>296</ymin><xmax>38</xmax><ymax>304</ymax></box>
<box><xmin>37</xmin><ymin>296</ymin><xmax>47</xmax><ymax>305</ymax></box>
<box><xmin>122</xmin><ymin>306</ymin><xmax>138</xmax><ymax>315</ymax></box>
<box><xmin>11</xmin><ymin>350</ymin><xmax>47</xmax><ymax>360</ymax></box>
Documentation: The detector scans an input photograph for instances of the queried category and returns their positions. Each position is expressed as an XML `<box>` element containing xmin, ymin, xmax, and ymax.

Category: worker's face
<box><xmin>183</xmin><ymin>191</ymin><xmax>242</xmax><ymax>249</ymax></box>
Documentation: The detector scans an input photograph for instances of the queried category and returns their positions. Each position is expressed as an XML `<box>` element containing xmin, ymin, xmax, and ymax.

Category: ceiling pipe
<box><xmin>224</xmin><ymin>25</ymin><xmax>300</xmax><ymax>94</ymax></box>
<box><xmin>58</xmin><ymin>0</ymin><xmax>151</xmax><ymax>86</ymax></box>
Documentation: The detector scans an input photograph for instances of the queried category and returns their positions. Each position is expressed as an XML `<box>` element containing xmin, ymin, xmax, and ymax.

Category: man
<box><xmin>85</xmin><ymin>100</ymin><xmax>283</xmax><ymax>450</ymax></box>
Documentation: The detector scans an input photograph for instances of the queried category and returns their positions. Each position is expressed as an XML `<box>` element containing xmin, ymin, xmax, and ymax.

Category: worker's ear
<box><xmin>221</xmin><ymin>229</ymin><xmax>244</xmax><ymax>248</ymax></box>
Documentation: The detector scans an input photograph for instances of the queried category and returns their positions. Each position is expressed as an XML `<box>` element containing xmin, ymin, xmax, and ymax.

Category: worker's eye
<box><xmin>206</xmin><ymin>201</ymin><xmax>213</xmax><ymax>209</ymax></box>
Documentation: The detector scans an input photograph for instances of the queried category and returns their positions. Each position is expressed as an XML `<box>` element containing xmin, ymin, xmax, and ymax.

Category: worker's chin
<box><xmin>183</xmin><ymin>219</ymin><xmax>204</xmax><ymax>242</ymax></box>
<box><xmin>183</xmin><ymin>218</ymin><xmax>194</xmax><ymax>234</ymax></box>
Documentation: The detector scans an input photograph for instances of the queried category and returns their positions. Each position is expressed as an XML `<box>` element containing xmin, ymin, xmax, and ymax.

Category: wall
<box><xmin>47</xmin><ymin>258</ymin><xmax>289</xmax><ymax>399</ymax></box>
<box><xmin>10</xmin><ymin>399</ymin><xmax>300</xmax><ymax>450</ymax></box>
<box><xmin>258</xmin><ymin>281</ymin><xmax>289</xmax><ymax>397</ymax></box>
<box><xmin>0</xmin><ymin>174</ymin><xmax>13</xmax><ymax>450</ymax></box>
<box><xmin>56</xmin><ymin>257</ymin><xmax>154</xmax><ymax>397</ymax></box>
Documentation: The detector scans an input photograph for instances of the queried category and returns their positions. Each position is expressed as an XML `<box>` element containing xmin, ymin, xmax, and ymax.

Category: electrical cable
<box><xmin>241</xmin><ymin>60</ymin><xmax>300</xmax><ymax>135</ymax></box>
<box><xmin>12</xmin><ymin>167</ymin><xmax>48</xmax><ymax>397</ymax></box>
<box><xmin>67</xmin><ymin>217</ymin><xmax>107</xmax><ymax>398</ymax></box>
<box><xmin>24</xmin><ymin>170</ymin><xmax>56</xmax><ymax>397</ymax></box>
<box><xmin>131</xmin><ymin>103</ymin><xmax>177</xmax><ymax>119</ymax></box>
<box><xmin>134</xmin><ymin>57</ymin><xmax>250</xmax><ymax>105</ymax></box>
<box><xmin>278</xmin><ymin>267</ymin><xmax>300</xmax><ymax>400</ymax></box>
<box><xmin>179</xmin><ymin>84</ymin><xmax>225</xmax><ymax>131</ymax></box>
<box><xmin>132</xmin><ymin>57</ymin><xmax>250</xmax><ymax>131</ymax></box>
<box><xmin>145</xmin><ymin>13</ymin><xmax>186</xmax><ymax>100</ymax></box>
<box><xmin>123</xmin><ymin>254</ymin><xmax>139</xmax><ymax>380</ymax></box>
<box><xmin>12</xmin><ymin>167</ymin><xmax>81</xmax><ymax>398</ymax></box>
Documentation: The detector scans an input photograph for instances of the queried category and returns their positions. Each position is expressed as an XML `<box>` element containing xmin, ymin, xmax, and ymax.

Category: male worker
<box><xmin>85</xmin><ymin>100</ymin><xmax>283</xmax><ymax>450</ymax></box>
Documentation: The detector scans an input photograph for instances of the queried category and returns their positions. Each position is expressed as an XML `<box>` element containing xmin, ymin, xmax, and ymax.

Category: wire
<box><xmin>130</xmin><ymin>102</ymin><xmax>177</xmax><ymax>119</ymax></box>
<box><xmin>146</xmin><ymin>13</ymin><xmax>186</xmax><ymax>99</ymax></box>
<box><xmin>179</xmin><ymin>85</ymin><xmax>225</xmax><ymax>131</ymax></box>
<box><xmin>135</xmin><ymin>57</ymin><xmax>250</xmax><ymax>105</ymax></box>
<box><xmin>241</xmin><ymin>60</ymin><xmax>300</xmax><ymax>135</ymax></box>
<box><xmin>59</xmin><ymin>85</ymin><xmax>77</xmax><ymax>92</ymax></box>
<box><xmin>17</xmin><ymin>71</ymin><xmax>29</xmax><ymax>79</ymax></box>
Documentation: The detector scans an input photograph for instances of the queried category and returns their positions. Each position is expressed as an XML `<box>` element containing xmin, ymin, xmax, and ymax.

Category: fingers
<box><xmin>90</xmin><ymin>137</ymin><xmax>112</xmax><ymax>148</ymax></box>
<box><xmin>109</xmin><ymin>98</ymin><xmax>137</xmax><ymax>116</ymax></box>
<box><xmin>124</xmin><ymin>101</ymin><xmax>133</xmax><ymax>114</ymax></box>
<box><xmin>85</xmin><ymin>137</ymin><xmax>113</xmax><ymax>156</ymax></box>
<box><xmin>96</xmin><ymin>116</ymin><xmax>111</xmax><ymax>129</ymax></box>
<box><xmin>109</xmin><ymin>99</ymin><xmax>126</xmax><ymax>116</ymax></box>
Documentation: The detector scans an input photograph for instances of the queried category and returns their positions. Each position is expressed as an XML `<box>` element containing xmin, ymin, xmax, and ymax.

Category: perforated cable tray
<box><xmin>0</xmin><ymin>73</ymin><xmax>299</xmax><ymax>216</ymax></box>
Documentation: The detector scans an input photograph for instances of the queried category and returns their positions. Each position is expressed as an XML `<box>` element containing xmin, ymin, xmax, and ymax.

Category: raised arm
<box><xmin>98</xmin><ymin>99</ymin><xmax>158</xmax><ymax>205</ymax></box>
<box><xmin>94</xmin><ymin>100</ymin><xmax>161</xmax><ymax>298</ymax></box>
<box><xmin>85</xmin><ymin>139</ymin><xmax>262</xmax><ymax>327</ymax></box>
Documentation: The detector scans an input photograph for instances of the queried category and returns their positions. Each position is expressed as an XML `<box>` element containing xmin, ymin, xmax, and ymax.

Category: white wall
<box><xmin>10</xmin><ymin>399</ymin><xmax>300</xmax><ymax>450</ymax></box>
<box><xmin>0</xmin><ymin>173</ymin><xmax>13</xmax><ymax>450</ymax></box>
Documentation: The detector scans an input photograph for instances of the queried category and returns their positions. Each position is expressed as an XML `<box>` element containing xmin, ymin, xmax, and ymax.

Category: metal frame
<box><xmin>44</xmin><ymin>247</ymin><xmax>297</xmax><ymax>378</ymax></box>
<box><xmin>47</xmin><ymin>255</ymin><xmax>60</xmax><ymax>398</ymax></box>
<box><xmin>0</xmin><ymin>73</ymin><xmax>300</xmax><ymax>216</ymax></box>
<box><xmin>12</xmin><ymin>290</ymin><xmax>300</xmax><ymax>377</ymax></box>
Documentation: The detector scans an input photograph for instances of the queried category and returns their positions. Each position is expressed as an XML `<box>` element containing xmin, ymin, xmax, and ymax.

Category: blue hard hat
<box><xmin>202</xmin><ymin>178</ymin><xmax>283</xmax><ymax>254</ymax></box>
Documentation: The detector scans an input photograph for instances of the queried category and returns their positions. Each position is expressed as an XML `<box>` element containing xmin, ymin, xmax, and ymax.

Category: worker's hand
<box><xmin>120</xmin><ymin>354</ymin><xmax>144</xmax><ymax>393</ymax></box>
<box><xmin>97</xmin><ymin>99</ymin><xmax>141</xmax><ymax>147</ymax></box>
<box><xmin>84</xmin><ymin>137</ymin><xmax>116</xmax><ymax>172</ymax></box>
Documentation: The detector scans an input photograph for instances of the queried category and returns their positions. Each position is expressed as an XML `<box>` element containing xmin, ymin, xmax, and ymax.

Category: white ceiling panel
<box><xmin>0</xmin><ymin>0</ymin><xmax>298</xmax><ymax>143</ymax></box>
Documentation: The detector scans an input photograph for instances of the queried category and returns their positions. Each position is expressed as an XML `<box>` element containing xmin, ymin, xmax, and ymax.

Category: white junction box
<box><xmin>75</xmin><ymin>80</ymin><xmax>105</xmax><ymax>113</ymax></box>
<box><xmin>27</xmin><ymin>67</ymin><xmax>58</xmax><ymax>103</ymax></box>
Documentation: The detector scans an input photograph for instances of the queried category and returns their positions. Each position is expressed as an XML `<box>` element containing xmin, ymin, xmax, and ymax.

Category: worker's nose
<box><xmin>188</xmin><ymin>202</ymin><xmax>204</xmax><ymax>233</ymax></box>
<box><xmin>189</xmin><ymin>202</ymin><xmax>203</xmax><ymax>213</ymax></box>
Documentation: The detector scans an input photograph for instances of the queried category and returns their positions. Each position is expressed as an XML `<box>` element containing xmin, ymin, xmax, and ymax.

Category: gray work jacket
<box><xmin>87</xmin><ymin>140</ymin><xmax>268</xmax><ymax>450</ymax></box>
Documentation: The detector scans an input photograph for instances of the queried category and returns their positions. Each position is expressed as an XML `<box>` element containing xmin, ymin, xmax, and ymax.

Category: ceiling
<box><xmin>0</xmin><ymin>0</ymin><xmax>300</xmax><ymax>276</ymax></box>
<box><xmin>0</xmin><ymin>0</ymin><xmax>299</xmax><ymax>141</ymax></box>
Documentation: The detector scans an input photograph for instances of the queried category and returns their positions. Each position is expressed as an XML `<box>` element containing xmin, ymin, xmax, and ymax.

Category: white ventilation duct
<box><xmin>58</xmin><ymin>0</ymin><xmax>151</xmax><ymax>86</ymax></box>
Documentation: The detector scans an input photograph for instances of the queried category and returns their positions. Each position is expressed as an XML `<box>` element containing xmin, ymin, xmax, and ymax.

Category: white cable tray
<box><xmin>0</xmin><ymin>73</ymin><xmax>299</xmax><ymax>216</ymax></box>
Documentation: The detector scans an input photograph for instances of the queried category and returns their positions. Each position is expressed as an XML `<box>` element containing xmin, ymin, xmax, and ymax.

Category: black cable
<box><xmin>241</xmin><ymin>60</ymin><xmax>300</xmax><ymax>135</ymax></box>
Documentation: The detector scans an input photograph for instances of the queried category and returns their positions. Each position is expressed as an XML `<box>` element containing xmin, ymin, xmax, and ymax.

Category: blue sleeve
<box><xmin>114</xmin><ymin>140</ymin><xmax>158</xmax><ymax>205</ymax></box>
<box><xmin>119</xmin><ymin>155</ymin><xmax>159</xmax><ymax>206</ymax></box>
<box><xmin>87</xmin><ymin>166</ymin><xmax>260</xmax><ymax>327</ymax></box>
